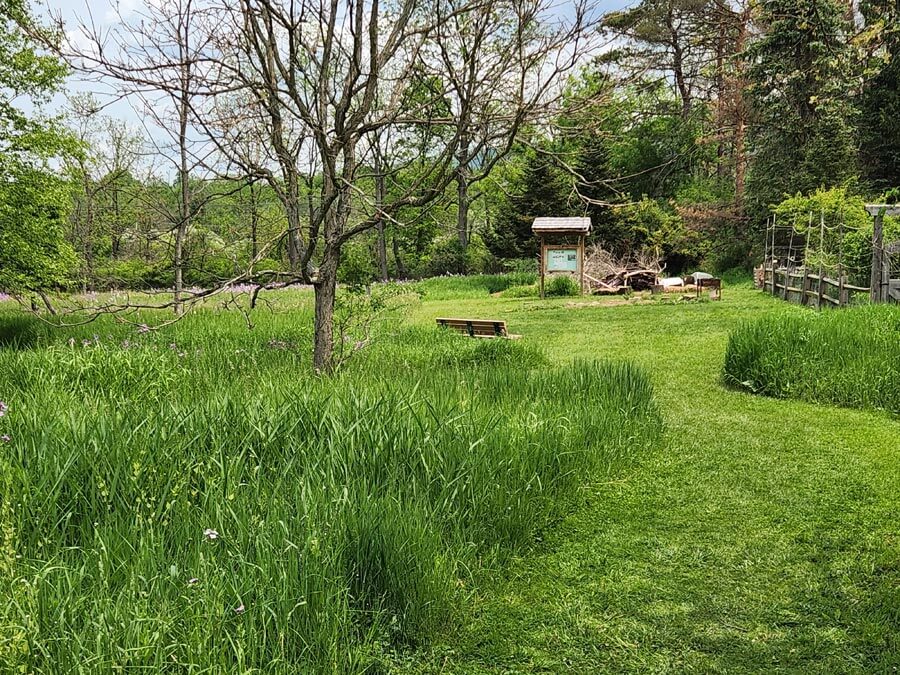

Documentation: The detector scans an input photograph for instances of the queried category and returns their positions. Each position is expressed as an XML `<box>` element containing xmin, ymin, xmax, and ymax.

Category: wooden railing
<box><xmin>761</xmin><ymin>266</ymin><xmax>871</xmax><ymax>308</ymax></box>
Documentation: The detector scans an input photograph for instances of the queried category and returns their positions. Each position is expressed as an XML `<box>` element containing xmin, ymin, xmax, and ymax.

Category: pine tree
<box><xmin>858</xmin><ymin>0</ymin><xmax>900</xmax><ymax>190</ymax></box>
<box><xmin>745</xmin><ymin>0</ymin><xmax>859</xmax><ymax>219</ymax></box>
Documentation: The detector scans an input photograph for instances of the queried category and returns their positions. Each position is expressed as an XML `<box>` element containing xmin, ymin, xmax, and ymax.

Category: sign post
<box><xmin>532</xmin><ymin>218</ymin><xmax>591</xmax><ymax>298</ymax></box>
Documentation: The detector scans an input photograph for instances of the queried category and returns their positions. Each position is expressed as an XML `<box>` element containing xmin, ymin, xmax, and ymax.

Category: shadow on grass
<box><xmin>0</xmin><ymin>313</ymin><xmax>45</xmax><ymax>349</ymax></box>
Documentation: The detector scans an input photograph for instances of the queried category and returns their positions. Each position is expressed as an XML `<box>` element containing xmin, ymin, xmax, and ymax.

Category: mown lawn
<box><xmin>397</xmin><ymin>283</ymin><xmax>900</xmax><ymax>673</ymax></box>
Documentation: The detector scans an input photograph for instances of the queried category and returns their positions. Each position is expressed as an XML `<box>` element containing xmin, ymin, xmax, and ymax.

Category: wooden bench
<box><xmin>695</xmin><ymin>277</ymin><xmax>722</xmax><ymax>299</ymax></box>
<box><xmin>436</xmin><ymin>317</ymin><xmax>518</xmax><ymax>338</ymax></box>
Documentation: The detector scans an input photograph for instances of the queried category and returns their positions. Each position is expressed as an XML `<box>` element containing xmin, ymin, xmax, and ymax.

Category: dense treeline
<box><xmin>2</xmin><ymin>0</ymin><xmax>899</xmax><ymax>366</ymax></box>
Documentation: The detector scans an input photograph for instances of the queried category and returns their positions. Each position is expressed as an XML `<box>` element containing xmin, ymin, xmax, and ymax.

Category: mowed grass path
<box><xmin>400</xmin><ymin>285</ymin><xmax>900</xmax><ymax>673</ymax></box>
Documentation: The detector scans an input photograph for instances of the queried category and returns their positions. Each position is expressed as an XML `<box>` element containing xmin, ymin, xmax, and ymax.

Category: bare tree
<box><xmin>51</xmin><ymin>0</ymin><xmax>595</xmax><ymax>372</ymax></box>
<box><xmin>198</xmin><ymin>0</ymin><xmax>473</xmax><ymax>371</ymax></box>
<box><xmin>60</xmin><ymin>0</ymin><xmax>220</xmax><ymax>314</ymax></box>
<box><xmin>66</xmin><ymin>94</ymin><xmax>144</xmax><ymax>283</ymax></box>
<box><xmin>423</xmin><ymin>0</ymin><xmax>592</xmax><ymax>255</ymax></box>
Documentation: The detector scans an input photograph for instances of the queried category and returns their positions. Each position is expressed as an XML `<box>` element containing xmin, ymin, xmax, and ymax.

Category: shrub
<box><xmin>93</xmin><ymin>258</ymin><xmax>173</xmax><ymax>290</ymax></box>
<box><xmin>500</xmin><ymin>284</ymin><xmax>539</xmax><ymax>298</ymax></box>
<box><xmin>339</xmin><ymin>241</ymin><xmax>378</xmax><ymax>288</ymax></box>
<box><xmin>545</xmin><ymin>274</ymin><xmax>581</xmax><ymax>297</ymax></box>
<box><xmin>723</xmin><ymin>304</ymin><xmax>900</xmax><ymax>416</ymax></box>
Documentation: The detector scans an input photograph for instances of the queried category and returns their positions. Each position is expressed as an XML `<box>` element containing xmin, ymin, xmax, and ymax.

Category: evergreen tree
<box><xmin>745</xmin><ymin>0</ymin><xmax>859</xmax><ymax>219</ymax></box>
<box><xmin>858</xmin><ymin>0</ymin><xmax>900</xmax><ymax>190</ymax></box>
<box><xmin>485</xmin><ymin>150</ymin><xmax>571</xmax><ymax>259</ymax></box>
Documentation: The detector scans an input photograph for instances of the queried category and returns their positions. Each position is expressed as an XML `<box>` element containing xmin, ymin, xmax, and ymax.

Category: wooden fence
<box><xmin>761</xmin><ymin>204</ymin><xmax>900</xmax><ymax>308</ymax></box>
<box><xmin>761</xmin><ymin>266</ymin><xmax>873</xmax><ymax>308</ymax></box>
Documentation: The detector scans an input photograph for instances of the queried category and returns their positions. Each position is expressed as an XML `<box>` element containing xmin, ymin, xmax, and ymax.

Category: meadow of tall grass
<box><xmin>724</xmin><ymin>304</ymin><xmax>900</xmax><ymax>416</ymax></box>
<box><xmin>0</xmin><ymin>297</ymin><xmax>661</xmax><ymax>672</ymax></box>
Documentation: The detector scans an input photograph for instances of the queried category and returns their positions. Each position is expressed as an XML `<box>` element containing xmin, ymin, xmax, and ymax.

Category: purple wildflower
<box><xmin>137</xmin><ymin>324</ymin><xmax>150</xmax><ymax>334</ymax></box>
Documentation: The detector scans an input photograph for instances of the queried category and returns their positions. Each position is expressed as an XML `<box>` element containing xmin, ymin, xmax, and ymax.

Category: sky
<box><xmin>39</xmin><ymin>0</ymin><xmax>635</xmax><ymax>159</ymax></box>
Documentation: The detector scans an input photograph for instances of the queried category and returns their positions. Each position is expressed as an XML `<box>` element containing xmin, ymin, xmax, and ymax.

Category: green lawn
<box><xmin>1</xmin><ymin>282</ymin><xmax>898</xmax><ymax>672</ymax></box>
<box><xmin>397</xmin><ymin>284</ymin><xmax>900</xmax><ymax>673</ymax></box>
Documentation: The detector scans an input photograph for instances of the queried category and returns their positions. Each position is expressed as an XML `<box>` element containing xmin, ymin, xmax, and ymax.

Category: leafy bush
<box><xmin>545</xmin><ymin>274</ymin><xmax>581</xmax><ymax>297</ymax></box>
<box><xmin>93</xmin><ymin>258</ymin><xmax>173</xmax><ymax>290</ymax></box>
<box><xmin>500</xmin><ymin>284</ymin><xmax>539</xmax><ymax>298</ymax></box>
<box><xmin>338</xmin><ymin>241</ymin><xmax>379</xmax><ymax>288</ymax></box>
<box><xmin>724</xmin><ymin>305</ymin><xmax>900</xmax><ymax>416</ymax></box>
<box><xmin>771</xmin><ymin>187</ymin><xmax>900</xmax><ymax>287</ymax></box>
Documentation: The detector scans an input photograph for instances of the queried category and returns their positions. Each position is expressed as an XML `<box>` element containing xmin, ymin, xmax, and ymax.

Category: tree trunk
<box><xmin>175</xmin><ymin>155</ymin><xmax>188</xmax><ymax>316</ymax></box>
<box><xmin>456</xmin><ymin>134</ymin><xmax>470</xmax><ymax>259</ymax></box>
<box><xmin>392</xmin><ymin>231</ymin><xmax>406</xmax><ymax>279</ymax></box>
<box><xmin>375</xmin><ymin>174</ymin><xmax>388</xmax><ymax>282</ymax></box>
<box><xmin>249</xmin><ymin>181</ymin><xmax>259</xmax><ymax>260</ymax></box>
<box><xmin>715</xmin><ymin>11</ymin><xmax>727</xmax><ymax>180</ymax></box>
<box><xmin>313</xmin><ymin>247</ymin><xmax>340</xmax><ymax>372</ymax></box>
<box><xmin>667</xmin><ymin>8</ymin><xmax>691</xmax><ymax>118</ymax></box>
<box><xmin>111</xmin><ymin>186</ymin><xmax>121</xmax><ymax>258</ymax></box>
<box><xmin>175</xmin><ymin>24</ymin><xmax>191</xmax><ymax>317</ymax></box>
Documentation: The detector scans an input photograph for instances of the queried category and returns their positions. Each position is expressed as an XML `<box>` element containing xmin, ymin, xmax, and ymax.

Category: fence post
<box><xmin>871</xmin><ymin>209</ymin><xmax>884</xmax><ymax>303</ymax></box>
<box><xmin>837</xmin><ymin>215</ymin><xmax>845</xmax><ymax>307</ymax></box>
<box><xmin>816</xmin><ymin>210</ymin><xmax>825</xmax><ymax>309</ymax></box>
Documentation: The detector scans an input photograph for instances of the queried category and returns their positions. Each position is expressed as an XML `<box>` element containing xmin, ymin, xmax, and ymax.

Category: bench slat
<box><xmin>436</xmin><ymin>317</ymin><xmax>508</xmax><ymax>338</ymax></box>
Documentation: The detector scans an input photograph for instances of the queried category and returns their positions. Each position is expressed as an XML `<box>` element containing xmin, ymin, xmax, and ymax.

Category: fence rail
<box><xmin>761</xmin><ymin>266</ymin><xmax>873</xmax><ymax>308</ymax></box>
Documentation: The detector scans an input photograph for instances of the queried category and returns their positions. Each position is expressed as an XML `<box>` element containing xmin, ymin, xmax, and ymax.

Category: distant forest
<box><xmin>3</xmin><ymin>0</ymin><xmax>900</xmax><ymax>295</ymax></box>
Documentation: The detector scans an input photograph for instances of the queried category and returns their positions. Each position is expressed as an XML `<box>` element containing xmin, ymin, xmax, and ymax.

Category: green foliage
<box><xmin>0</xmin><ymin>0</ymin><xmax>78</xmax><ymax>291</ymax></box>
<box><xmin>612</xmin><ymin>198</ymin><xmax>707</xmax><ymax>272</ymax></box>
<box><xmin>771</xmin><ymin>187</ymin><xmax>900</xmax><ymax>285</ymax></box>
<box><xmin>403</xmin><ymin>272</ymin><xmax>537</xmax><ymax>300</ymax></box>
<box><xmin>724</xmin><ymin>305</ymin><xmax>900</xmax><ymax>415</ymax></box>
<box><xmin>423</xmin><ymin>235</ymin><xmax>493</xmax><ymax>277</ymax></box>
<box><xmin>0</xmin><ymin>302</ymin><xmax>660</xmax><ymax>670</ymax></box>
<box><xmin>338</xmin><ymin>240</ymin><xmax>378</xmax><ymax>288</ymax></box>
<box><xmin>745</xmin><ymin>0</ymin><xmax>859</xmax><ymax>218</ymax></box>
<box><xmin>499</xmin><ymin>283</ymin><xmax>539</xmax><ymax>298</ymax></box>
<box><xmin>92</xmin><ymin>258</ymin><xmax>172</xmax><ymax>290</ymax></box>
<box><xmin>545</xmin><ymin>275</ymin><xmax>581</xmax><ymax>297</ymax></box>
<box><xmin>0</xmin><ymin>167</ymin><xmax>78</xmax><ymax>291</ymax></box>
<box><xmin>772</xmin><ymin>187</ymin><xmax>870</xmax><ymax>233</ymax></box>
<box><xmin>858</xmin><ymin>0</ymin><xmax>900</xmax><ymax>189</ymax></box>
<box><xmin>487</xmin><ymin>148</ymin><xmax>571</xmax><ymax>260</ymax></box>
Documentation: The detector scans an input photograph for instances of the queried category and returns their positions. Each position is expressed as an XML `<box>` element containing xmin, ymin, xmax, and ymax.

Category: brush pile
<box><xmin>583</xmin><ymin>246</ymin><xmax>663</xmax><ymax>293</ymax></box>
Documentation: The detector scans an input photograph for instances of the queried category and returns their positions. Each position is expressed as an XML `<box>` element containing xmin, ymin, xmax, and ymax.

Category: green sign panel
<box><xmin>546</xmin><ymin>248</ymin><xmax>578</xmax><ymax>272</ymax></box>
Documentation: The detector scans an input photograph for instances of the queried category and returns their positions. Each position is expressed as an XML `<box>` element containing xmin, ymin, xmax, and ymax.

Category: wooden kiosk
<box><xmin>532</xmin><ymin>217</ymin><xmax>591</xmax><ymax>298</ymax></box>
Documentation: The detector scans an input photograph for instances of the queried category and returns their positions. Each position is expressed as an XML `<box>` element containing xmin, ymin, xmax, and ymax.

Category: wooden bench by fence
<box><xmin>696</xmin><ymin>277</ymin><xmax>722</xmax><ymax>299</ymax></box>
<box><xmin>436</xmin><ymin>318</ymin><xmax>518</xmax><ymax>338</ymax></box>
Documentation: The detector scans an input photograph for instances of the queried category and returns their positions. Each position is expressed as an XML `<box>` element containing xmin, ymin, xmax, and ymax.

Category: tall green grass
<box><xmin>723</xmin><ymin>304</ymin><xmax>900</xmax><ymax>416</ymax></box>
<box><xmin>397</xmin><ymin>272</ymin><xmax>537</xmax><ymax>300</ymax></box>
<box><xmin>0</xmin><ymin>305</ymin><xmax>660</xmax><ymax>671</ymax></box>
